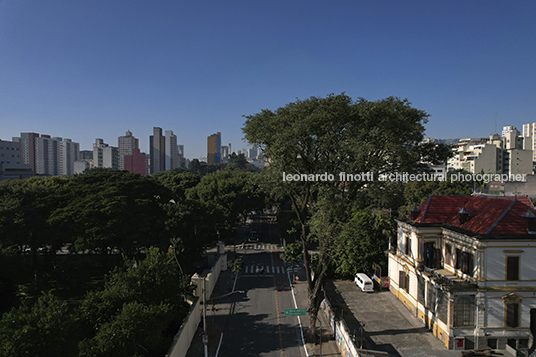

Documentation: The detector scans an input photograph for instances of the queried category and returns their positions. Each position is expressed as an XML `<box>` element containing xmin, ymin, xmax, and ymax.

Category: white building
<box><xmin>165</xmin><ymin>130</ymin><xmax>179</xmax><ymax>170</ymax></box>
<box><xmin>118</xmin><ymin>130</ymin><xmax>139</xmax><ymax>170</ymax></box>
<box><xmin>448</xmin><ymin>133</ymin><xmax>532</xmax><ymax>176</ymax></box>
<box><xmin>388</xmin><ymin>195</ymin><xmax>536</xmax><ymax>354</ymax></box>
<box><xmin>93</xmin><ymin>139</ymin><xmax>119</xmax><ymax>170</ymax></box>
<box><xmin>17</xmin><ymin>133</ymin><xmax>79</xmax><ymax>177</ymax></box>
<box><xmin>0</xmin><ymin>139</ymin><xmax>33</xmax><ymax>181</ymax></box>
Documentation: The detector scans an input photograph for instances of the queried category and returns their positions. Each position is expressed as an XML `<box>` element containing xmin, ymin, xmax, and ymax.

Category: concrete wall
<box><xmin>166</xmin><ymin>254</ymin><xmax>227</xmax><ymax>357</ymax></box>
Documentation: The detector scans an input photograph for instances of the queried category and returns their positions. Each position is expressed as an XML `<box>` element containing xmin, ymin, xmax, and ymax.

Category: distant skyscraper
<box><xmin>165</xmin><ymin>130</ymin><xmax>179</xmax><ymax>170</ymax></box>
<box><xmin>118</xmin><ymin>130</ymin><xmax>139</xmax><ymax>170</ymax></box>
<box><xmin>248</xmin><ymin>148</ymin><xmax>258</xmax><ymax>160</ymax></box>
<box><xmin>93</xmin><ymin>138</ymin><xmax>119</xmax><ymax>170</ymax></box>
<box><xmin>18</xmin><ymin>133</ymin><xmax>79</xmax><ymax>176</ymax></box>
<box><xmin>149</xmin><ymin>127</ymin><xmax>166</xmax><ymax>174</ymax></box>
<box><xmin>523</xmin><ymin>122</ymin><xmax>536</xmax><ymax>161</ymax></box>
<box><xmin>0</xmin><ymin>139</ymin><xmax>33</xmax><ymax>181</ymax></box>
<box><xmin>207</xmin><ymin>132</ymin><xmax>221</xmax><ymax>164</ymax></box>
<box><xmin>221</xmin><ymin>145</ymin><xmax>229</xmax><ymax>162</ymax></box>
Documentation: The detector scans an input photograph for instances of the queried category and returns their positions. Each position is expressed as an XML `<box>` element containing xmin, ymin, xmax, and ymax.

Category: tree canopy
<box><xmin>243</xmin><ymin>93</ymin><xmax>451</xmax><ymax>339</ymax></box>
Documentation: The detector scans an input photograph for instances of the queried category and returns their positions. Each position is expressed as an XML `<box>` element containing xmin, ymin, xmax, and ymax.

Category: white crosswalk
<box><xmin>240</xmin><ymin>243</ymin><xmax>281</xmax><ymax>251</ymax></box>
<box><xmin>244</xmin><ymin>265</ymin><xmax>287</xmax><ymax>274</ymax></box>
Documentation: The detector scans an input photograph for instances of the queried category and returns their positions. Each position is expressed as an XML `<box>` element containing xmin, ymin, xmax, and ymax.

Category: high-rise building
<box><xmin>248</xmin><ymin>148</ymin><xmax>258</xmax><ymax>160</ymax></box>
<box><xmin>165</xmin><ymin>130</ymin><xmax>179</xmax><ymax>170</ymax></box>
<box><xmin>0</xmin><ymin>139</ymin><xmax>33</xmax><ymax>181</ymax></box>
<box><xmin>18</xmin><ymin>133</ymin><xmax>79</xmax><ymax>176</ymax></box>
<box><xmin>207</xmin><ymin>132</ymin><xmax>221</xmax><ymax>164</ymax></box>
<box><xmin>118</xmin><ymin>130</ymin><xmax>139</xmax><ymax>170</ymax></box>
<box><xmin>93</xmin><ymin>138</ymin><xmax>119</xmax><ymax>170</ymax></box>
<box><xmin>522</xmin><ymin>123</ymin><xmax>536</xmax><ymax>162</ymax></box>
<box><xmin>124</xmin><ymin>148</ymin><xmax>146</xmax><ymax>175</ymax></box>
<box><xmin>149</xmin><ymin>127</ymin><xmax>166</xmax><ymax>174</ymax></box>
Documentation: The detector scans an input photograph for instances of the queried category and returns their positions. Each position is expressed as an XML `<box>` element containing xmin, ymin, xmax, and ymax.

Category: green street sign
<box><xmin>284</xmin><ymin>308</ymin><xmax>306</xmax><ymax>316</ymax></box>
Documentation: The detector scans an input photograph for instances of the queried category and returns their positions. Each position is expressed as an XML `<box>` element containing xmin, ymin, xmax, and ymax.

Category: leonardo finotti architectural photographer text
<box><xmin>282</xmin><ymin>172</ymin><xmax>527</xmax><ymax>183</ymax></box>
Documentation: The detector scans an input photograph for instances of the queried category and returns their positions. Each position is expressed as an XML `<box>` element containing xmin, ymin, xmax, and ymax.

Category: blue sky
<box><xmin>1</xmin><ymin>0</ymin><xmax>535</xmax><ymax>159</ymax></box>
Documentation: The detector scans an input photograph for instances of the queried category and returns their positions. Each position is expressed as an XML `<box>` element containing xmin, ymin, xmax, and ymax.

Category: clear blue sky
<box><xmin>1</xmin><ymin>0</ymin><xmax>535</xmax><ymax>159</ymax></box>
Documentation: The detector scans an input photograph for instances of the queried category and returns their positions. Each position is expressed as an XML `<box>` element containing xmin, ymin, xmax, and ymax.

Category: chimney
<box><xmin>522</xmin><ymin>209</ymin><xmax>536</xmax><ymax>232</ymax></box>
<box><xmin>410</xmin><ymin>205</ymin><xmax>420</xmax><ymax>221</ymax></box>
<box><xmin>458</xmin><ymin>205</ymin><xmax>470</xmax><ymax>225</ymax></box>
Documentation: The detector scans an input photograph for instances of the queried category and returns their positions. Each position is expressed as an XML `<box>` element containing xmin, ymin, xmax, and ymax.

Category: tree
<box><xmin>187</xmin><ymin>170</ymin><xmax>265</xmax><ymax>223</ymax></box>
<box><xmin>79</xmin><ymin>248</ymin><xmax>192</xmax><ymax>355</ymax></box>
<box><xmin>280</xmin><ymin>243</ymin><xmax>303</xmax><ymax>281</ymax></box>
<box><xmin>154</xmin><ymin>171</ymin><xmax>201</xmax><ymax>200</ymax></box>
<box><xmin>227</xmin><ymin>258</ymin><xmax>244</xmax><ymax>276</ymax></box>
<box><xmin>49</xmin><ymin>170</ymin><xmax>171</xmax><ymax>254</ymax></box>
<box><xmin>329</xmin><ymin>209</ymin><xmax>392</xmax><ymax>278</ymax></box>
<box><xmin>0</xmin><ymin>292</ymin><xmax>79</xmax><ymax>357</ymax></box>
<box><xmin>243</xmin><ymin>93</ymin><xmax>449</xmax><ymax>340</ymax></box>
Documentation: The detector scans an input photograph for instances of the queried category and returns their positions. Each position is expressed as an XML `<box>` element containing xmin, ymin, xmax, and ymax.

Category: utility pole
<box><xmin>203</xmin><ymin>277</ymin><xmax>208</xmax><ymax>357</ymax></box>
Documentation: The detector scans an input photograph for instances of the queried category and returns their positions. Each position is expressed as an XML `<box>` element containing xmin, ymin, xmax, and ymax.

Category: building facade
<box><xmin>93</xmin><ymin>139</ymin><xmax>119</xmax><ymax>170</ymax></box>
<box><xmin>149</xmin><ymin>127</ymin><xmax>166</xmax><ymax>174</ymax></box>
<box><xmin>207</xmin><ymin>132</ymin><xmax>221</xmax><ymax>164</ymax></box>
<box><xmin>165</xmin><ymin>130</ymin><xmax>179</xmax><ymax>170</ymax></box>
<box><xmin>118</xmin><ymin>130</ymin><xmax>139</xmax><ymax>170</ymax></box>
<box><xmin>448</xmin><ymin>132</ymin><xmax>533</xmax><ymax>176</ymax></box>
<box><xmin>17</xmin><ymin>133</ymin><xmax>79</xmax><ymax>177</ymax></box>
<box><xmin>0</xmin><ymin>139</ymin><xmax>33</xmax><ymax>181</ymax></box>
<box><xmin>388</xmin><ymin>195</ymin><xmax>536</xmax><ymax>354</ymax></box>
<box><xmin>124</xmin><ymin>148</ymin><xmax>146</xmax><ymax>175</ymax></box>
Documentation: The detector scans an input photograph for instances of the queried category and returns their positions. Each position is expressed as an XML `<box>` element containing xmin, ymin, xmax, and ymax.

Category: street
<box><xmin>216</xmin><ymin>215</ymin><xmax>307</xmax><ymax>356</ymax></box>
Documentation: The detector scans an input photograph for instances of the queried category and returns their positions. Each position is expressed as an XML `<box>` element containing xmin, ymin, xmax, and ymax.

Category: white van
<box><xmin>354</xmin><ymin>273</ymin><xmax>374</xmax><ymax>293</ymax></box>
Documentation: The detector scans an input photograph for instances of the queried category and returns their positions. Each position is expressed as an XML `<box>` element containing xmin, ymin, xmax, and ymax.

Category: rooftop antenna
<box><xmin>495</xmin><ymin>112</ymin><xmax>497</xmax><ymax>134</ymax></box>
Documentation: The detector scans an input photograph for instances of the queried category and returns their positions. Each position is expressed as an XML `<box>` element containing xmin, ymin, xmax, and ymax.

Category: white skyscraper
<box><xmin>165</xmin><ymin>130</ymin><xmax>179</xmax><ymax>170</ymax></box>
<box><xmin>93</xmin><ymin>138</ymin><xmax>119</xmax><ymax>170</ymax></box>
<box><xmin>118</xmin><ymin>130</ymin><xmax>139</xmax><ymax>170</ymax></box>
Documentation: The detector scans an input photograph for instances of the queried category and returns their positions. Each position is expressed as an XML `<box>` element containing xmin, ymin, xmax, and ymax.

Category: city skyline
<box><xmin>1</xmin><ymin>1</ymin><xmax>535</xmax><ymax>158</ymax></box>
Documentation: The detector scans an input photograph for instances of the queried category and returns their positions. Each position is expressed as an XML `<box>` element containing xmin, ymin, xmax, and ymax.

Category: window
<box><xmin>453</xmin><ymin>295</ymin><xmax>475</xmax><ymax>327</ymax></box>
<box><xmin>506</xmin><ymin>256</ymin><xmax>520</xmax><ymax>281</ymax></box>
<box><xmin>506</xmin><ymin>303</ymin><xmax>520</xmax><ymax>328</ymax></box>
<box><xmin>426</xmin><ymin>281</ymin><xmax>436</xmax><ymax>311</ymax></box>
<box><xmin>445</xmin><ymin>244</ymin><xmax>452</xmax><ymax>266</ymax></box>
<box><xmin>417</xmin><ymin>275</ymin><xmax>425</xmax><ymax>304</ymax></box>
<box><xmin>399</xmin><ymin>271</ymin><xmax>409</xmax><ymax>293</ymax></box>
<box><xmin>455</xmin><ymin>248</ymin><xmax>474</xmax><ymax>276</ymax></box>
<box><xmin>405</xmin><ymin>236</ymin><xmax>411</xmax><ymax>256</ymax></box>
<box><xmin>423</xmin><ymin>242</ymin><xmax>435</xmax><ymax>268</ymax></box>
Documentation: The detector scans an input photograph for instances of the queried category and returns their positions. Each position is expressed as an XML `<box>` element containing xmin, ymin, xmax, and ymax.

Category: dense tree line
<box><xmin>0</xmin><ymin>166</ymin><xmax>265</xmax><ymax>356</ymax></box>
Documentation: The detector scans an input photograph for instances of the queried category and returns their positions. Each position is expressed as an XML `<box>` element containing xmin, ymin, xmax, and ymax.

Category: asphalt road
<box><xmin>216</xmin><ymin>215</ymin><xmax>307</xmax><ymax>357</ymax></box>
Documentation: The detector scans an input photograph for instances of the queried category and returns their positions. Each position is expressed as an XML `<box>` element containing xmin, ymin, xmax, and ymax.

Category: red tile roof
<box><xmin>409</xmin><ymin>195</ymin><xmax>536</xmax><ymax>235</ymax></box>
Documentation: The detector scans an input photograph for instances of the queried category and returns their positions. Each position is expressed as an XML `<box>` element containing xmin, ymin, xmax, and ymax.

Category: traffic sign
<box><xmin>284</xmin><ymin>308</ymin><xmax>306</xmax><ymax>316</ymax></box>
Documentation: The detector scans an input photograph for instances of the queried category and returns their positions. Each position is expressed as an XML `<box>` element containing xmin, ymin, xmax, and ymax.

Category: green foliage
<box><xmin>227</xmin><ymin>258</ymin><xmax>244</xmax><ymax>275</ymax></box>
<box><xmin>50</xmin><ymin>170</ymin><xmax>172</xmax><ymax>253</ymax></box>
<box><xmin>79</xmin><ymin>301</ymin><xmax>173</xmax><ymax>357</ymax></box>
<box><xmin>79</xmin><ymin>248</ymin><xmax>192</xmax><ymax>355</ymax></box>
<box><xmin>154</xmin><ymin>171</ymin><xmax>201</xmax><ymax>200</ymax></box>
<box><xmin>280</xmin><ymin>243</ymin><xmax>303</xmax><ymax>264</ymax></box>
<box><xmin>243</xmin><ymin>94</ymin><xmax>446</xmax><ymax>340</ymax></box>
<box><xmin>0</xmin><ymin>292</ymin><xmax>78</xmax><ymax>357</ymax></box>
<box><xmin>187</xmin><ymin>170</ymin><xmax>265</xmax><ymax>223</ymax></box>
<box><xmin>330</xmin><ymin>209</ymin><xmax>393</xmax><ymax>277</ymax></box>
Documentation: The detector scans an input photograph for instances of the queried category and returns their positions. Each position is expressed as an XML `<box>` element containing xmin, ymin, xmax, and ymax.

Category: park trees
<box><xmin>243</xmin><ymin>93</ymin><xmax>450</xmax><ymax>340</ymax></box>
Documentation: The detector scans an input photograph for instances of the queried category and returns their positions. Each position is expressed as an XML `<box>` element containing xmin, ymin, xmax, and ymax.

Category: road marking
<box><xmin>287</xmin><ymin>270</ymin><xmax>309</xmax><ymax>357</ymax></box>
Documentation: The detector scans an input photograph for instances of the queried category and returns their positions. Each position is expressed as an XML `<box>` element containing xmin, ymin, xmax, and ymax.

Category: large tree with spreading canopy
<box><xmin>242</xmin><ymin>93</ymin><xmax>449</xmax><ymax>340</ymax></box>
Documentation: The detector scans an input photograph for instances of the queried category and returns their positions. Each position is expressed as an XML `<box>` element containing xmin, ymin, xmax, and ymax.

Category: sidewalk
<box><xmin>185</xmin><ymin>268</ymin><xmax>236</xmax><ymax>357</ymax></box>
<box><xmin>290</xmin><ymin>273</ymin><xmax>342</xmax><ymax>357</ymax></box>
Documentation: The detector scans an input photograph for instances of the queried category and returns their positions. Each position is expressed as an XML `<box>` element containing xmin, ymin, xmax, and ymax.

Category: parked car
<box><xmin>354</xmin><ymin>273</ymin><xmax>374</xmax><ymax>292</ymax></box>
